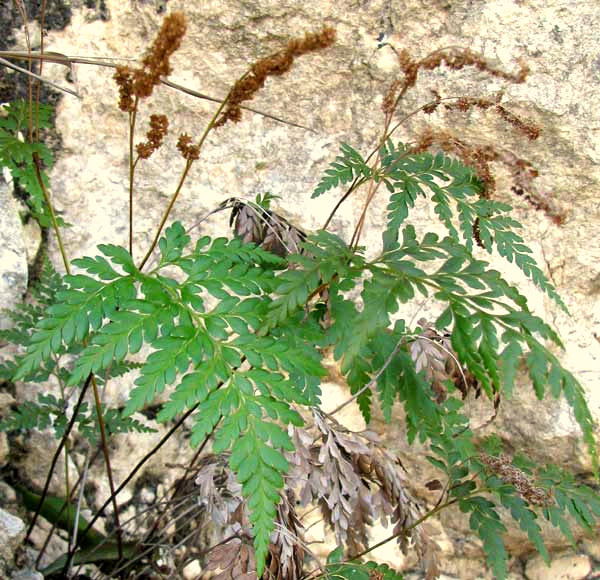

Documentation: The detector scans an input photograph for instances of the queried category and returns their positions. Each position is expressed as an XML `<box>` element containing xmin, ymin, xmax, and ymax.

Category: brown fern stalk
<box><xmin>113</xmin><ymin>12</ymin><xmax>187</xmax><ymax>256</ymax></box>
<box><xmin>215</xmin><ymin>27</ymin><xmax>336</xmax><ymax>128</ymax></box>
<box><xmin>347</xmin><ymin>47</ymin><xmax>533</xmax><ymax>248</ymax></box>
<box><xmin>480</xmin><ymin>454</ymin><xmax>552</xmax><ymax>506</ymax></box>
<box><xmin>138</xmin><ymin>27</ymin><xmax>335</xmax><ymax>270</ymax></box>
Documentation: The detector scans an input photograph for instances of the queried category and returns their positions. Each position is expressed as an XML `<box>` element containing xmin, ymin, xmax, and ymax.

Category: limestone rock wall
<box><xmin>1</xmin><ymin>0</ymin><xmax>599</xmax><ymax>578</ymax></box>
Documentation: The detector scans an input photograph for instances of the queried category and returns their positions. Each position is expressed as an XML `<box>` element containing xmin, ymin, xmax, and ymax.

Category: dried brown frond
<box><xmin>439</xmin><ymin>93</ymin><xmax>540</xmax><ymax>141</ymax></box>
<box><xmin>420</xmin><ymin>48</ymin><xmax>529</xmax><ymax>84</ymax></box>
<box><xmin>412</xmin><ymin>127</ymin><xmax>565</xmax><ymax>227</ymax></box>
<box><xmin>422</xmin><ymin>90</ymin><xmax>442</xmax><ymax>115</ymax></box>
<box><xmin>289</xmin><ymin>416</ymin><xmax>372</xmax><ymax>552</ymax></box>
<box><xmin>177</xmin><ymin>133</ymin><xmax>201</xmax><ymax>160</ymax></box>
<box><xmin>473</xmin><ymin>219</ymin><xmax>484</xmax><ymax>248</ymax></box>
<box><xmin>205</xmin><ymin>538</ymin><xmax>257</xmax><ymax>580</ymax></box>
<box><xmin>398</xmin><ymin>48</ymin><xmax>419</xmax><ymax>88</ymax></box>
<box><xmin>383</xmin><ymin>47</ymin><xmax>529</xmax><ymax>117</ymax></box>
<box><xmin>410</xmin><ymin>319</ymin><xmax>480</xmax><ymax>403</ymax></box>
<box><xmin>496</xmin><ymin>149</ymin><xmax>566</xmax><ymax>223</ymax></box>
<box><xmin>411</xmin><ymin>128</ymin><xmax>498</xmax><ymax>197</ymax></box>
<box><xmin>381</xmin><ymin>49</ymin><xmax>418</xmax><ymax>115</ymax></box>
<box><xmin>194</xmin><ymin>454</ymin><xmax>305</xmax><ymax>580</ymax></box>
<box><xmin>382</xmin><ymin>79</ymin><xmax>404</xmax><ymax>115</ymax></box>
<box><xmin>480</xmin><ymin>453</ymin><xmax>552</xmax><ymax>506</ymax></box>
<box><xmin>136</xmin><ymin>113</ymin><xmax>169</xmax><ymax>159</ymax></box>
<box><xmin>222</xmin><ymin>197</ymin><xmax>306</xmax><ymax>257</ymax></box>
<box><xmin>266</xmin><ymin>489</ymin><xmax>305</xmax><ymax>580</ymax></box>
<box><xmin>141</xmin><ymin>12</ymin><xmax>187</xmax><ymax>78</ymax></box>
<box><xmin>443</xmin><ymin>95</ymin><xmax>495</xmax><ymax>113</ymax></box>
<box><xmin>289</xmin><ymin>412</ymin><xmax>441</xmax><ymax>578</ymax></box>
<box><xmin>194</xmin><ymin>453</ymin><xmax>246</xmax><ymax>533</ymax></box>
<box><xmin>368</xmin><ymin>445</ymin><xmax>441</xmax><ymax>579</ymax></box>
<box><xmin>495</xmin><ymin>105</ymin><xmax>540</xmax><ymax>140</ymax></box>
<box><xmin>114</xmin><ymin>66</ymin><xmax>135</xmax><ymax>112</ymax></box>
<box><xmin>511</xmin><ymin>186</ymin><xmax>566</xmax><ymax>224</ymax></box>
<box><xmin>215</xmin><ymin>27</ymin><xmax>336</xmax><ymax>128</ymax></box>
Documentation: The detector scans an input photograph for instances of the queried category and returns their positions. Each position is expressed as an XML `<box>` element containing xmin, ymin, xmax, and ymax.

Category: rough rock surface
<box><xmin>1</xmin><ymin>0</ymin><xmax>599</xmax><ymax>579</ymax></box>
<box><xmin>0</xmin><ymin>507</ymin><xmax>25</xmax><ymax>577</ymax></box>
<box><xmin>524</xmin><ymin>551</ymin><xmax>592</xmax><ymax>580</ymax></box>
<box><xmin>0</xmin><ymin>182</ymin><xmax>28</xmax><ymax>330</ymax></box>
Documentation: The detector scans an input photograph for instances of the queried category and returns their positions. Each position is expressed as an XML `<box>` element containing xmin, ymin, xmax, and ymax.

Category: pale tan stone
<box><xmin>182</xmin><ymin>559</ymin><xmax>201</xmax><ymax>579</ymax></box>
<box><xmin>525</xmin><ymin>552</ymin><xmax>592</xmax><ymax>580</ymax></box>
<box><xmin>22</xmin><ymin>219</ymin><xmax>43</xmax><ymax>268</ymax></box>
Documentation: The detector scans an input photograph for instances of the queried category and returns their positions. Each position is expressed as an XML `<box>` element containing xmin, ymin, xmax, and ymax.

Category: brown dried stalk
<box><xmin>411</xmin><ymin>126</ymin><xmax>565</xmax><ymax>224</ymax></box>
<box><xmin>480</xmin><ymin>453</ymin><xmax>552</xmax><ymax>506</ymax></box>
<box><xmin>136</xmin><ymin>113</ymin><xmax>169</xmax><ymax>159</ymax></box>
<box><xmin>215</xmin><ymin>27</ymin><xmax>336</xmax><ymax>127</ymax></box>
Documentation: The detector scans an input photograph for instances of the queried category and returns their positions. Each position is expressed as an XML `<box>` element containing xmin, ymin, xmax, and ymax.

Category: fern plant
<box><xmin>0</xmin><ymin>258</ymin><xmax>152</xmax><ymax>443</ymax></box>
<box><xmin>0</xmin><ymin>12</ymin><xmax>598</xmax><ymax>580</ymax></box>
<box><xmin>0</xmin><ymin>99</ymin><xmax>60</xmax><ymax>227</ymax></box>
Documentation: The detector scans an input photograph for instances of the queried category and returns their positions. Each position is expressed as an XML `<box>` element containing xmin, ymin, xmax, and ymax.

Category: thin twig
<box><xmin>75</xmin><ymin>403</ymin><xmax>197</xmax><ymax>548</ymax></box>
<box><xmin>0</xmin><ymin>56</ymin><xmax>80</xmax><ymax>98</ymax></box>
<box><xmin>328</xmin><ymin>334</ymin><xmax>407</xmax><ymax>417</ymax></box>
<box><xmin>25</xmin><ymin>374</ymin><xmax>93</xmax><ymax>543</ymax></box>
<box><xmin>0</xmin><ymin>51</ymin><xmax>315</xmax><ymax>131</ymax></box>
<box><xmin>90</xmin><ymin>374</ymin><xmax>124</xmax><ymax>559</ymax></box>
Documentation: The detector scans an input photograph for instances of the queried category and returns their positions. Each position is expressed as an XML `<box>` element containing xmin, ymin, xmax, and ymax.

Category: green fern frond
<box><xmin>379</xmin><ymin>144</ymin><xmax>566</xmax><ymax>310</ymax></box>
<box><xmin>324</xmin><ymin>560</ymin><xmax>405</xmax><ymax>579</ymax></box>
<box><xmin>312</xmin><ymin>142</ymin><xmax>371</xmax><ymax>198</ymax></box>
<box><xmin>0</xmin><ymin>100</ymin><xmax>57</xmax><ymax>227</ymax></box>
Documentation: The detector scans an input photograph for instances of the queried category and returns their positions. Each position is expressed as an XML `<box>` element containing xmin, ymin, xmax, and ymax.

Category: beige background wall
<box><xmin>1</xmin><ymin>1</ymin><xmax>599</xmax><ymax>577</ymax></box>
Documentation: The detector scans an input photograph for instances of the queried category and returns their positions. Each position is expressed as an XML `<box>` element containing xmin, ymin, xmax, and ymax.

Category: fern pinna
<box><xmin>4</xmin><ymin>142</ymin><xmax>598</xmax><ymax>579</ymax></box>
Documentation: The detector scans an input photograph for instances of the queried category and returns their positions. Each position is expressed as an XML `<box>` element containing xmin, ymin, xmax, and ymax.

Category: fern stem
<box><xmin>137</xmin><ymin>77</ymin><xmax>233</xmax><ymax>272</ymax></box>
<box><xmin>128</xmin><ymin>102</ymin><xmax>138</xmax><ymax>257</ymax></box>
<box><xmin>32</xmin><ymin>153</ymin><xmax>71</xmax><ymax>275</ymax></box>
<box><xmin>25</xmin><ymin>374</ymin><xmax>93</xmax><ymax>544</ymax></box>
<box><xmin>90</xmin><ymin>374</ymin><xmax>124</xmax><ymax>559</ymax></box>
<box><xmin>321</xmin><ymin>176</ymin><xmax>365</xmax><ymax>230</ymax></box>
<box><xmin>137</xmin><ymin>158</ymin><xmax>194</xmax><ymax>270</ymax></box>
